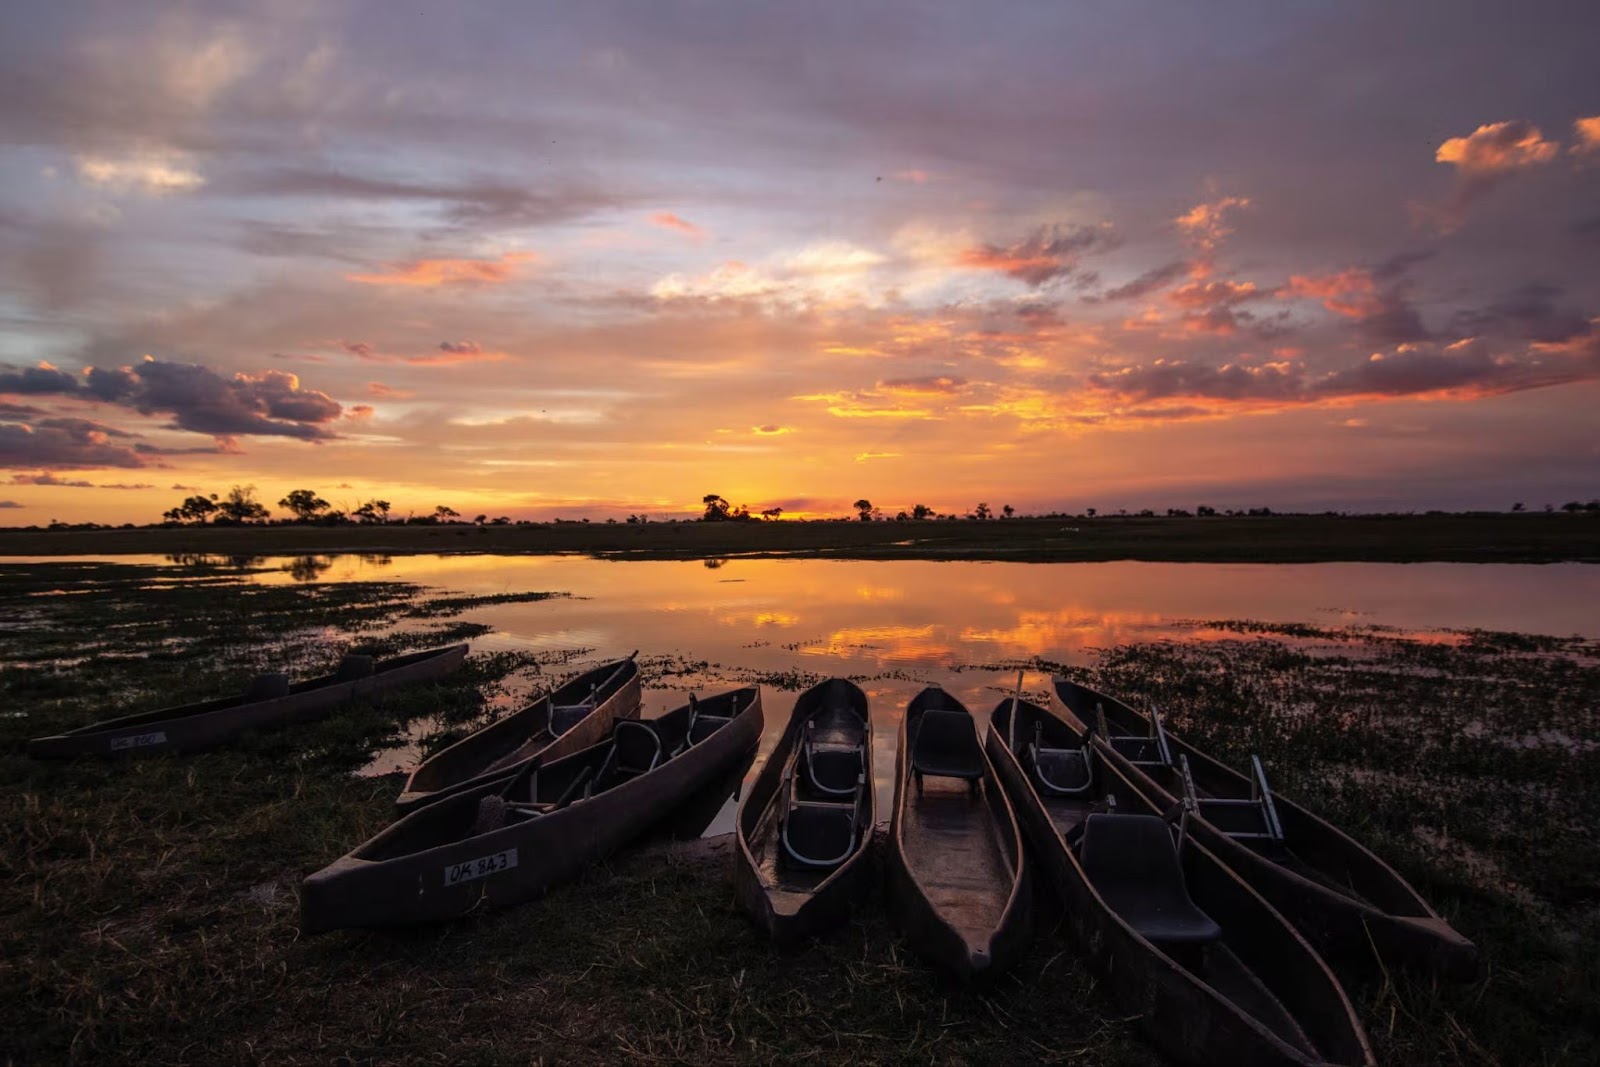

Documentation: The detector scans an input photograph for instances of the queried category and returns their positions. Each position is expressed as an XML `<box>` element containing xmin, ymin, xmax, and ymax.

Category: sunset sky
<box><xmin>2</xmin><ymin>1</ymin><xmax>1597</xmax><ymax>524</ymax></box>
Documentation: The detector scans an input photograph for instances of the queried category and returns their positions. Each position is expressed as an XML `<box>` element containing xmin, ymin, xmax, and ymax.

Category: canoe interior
<box><xmin>742</xmin><ymin>678</ymin><xmax>872</xmax><ymax>899</ymax></box>
<box><xmin>898</xmin><ymin>688</ymin><xmax>1021</xmax><ymax>955</ymax></box>
<box><xmin>50</xmin><ymin>644</ymin><xmax>460</xmax><ymax>737</ymax></box>
<box><xmin>992</xmin><ymin>698</ymin><xmax>1371</xmax><ymax>1064</ymax></box>
<box><xmin>359</xmin><ymin>686</ymin><xmax>757</xmax><ymax>863</ymax></box>
<box><xmin>404</xmin><ymin>658</ymin><xmax>639</xmax><ymax>795</ymax></box>
<box><xmin>1054</xmin><ymin>677</ymin><xmax>1437</xmax><ymax>919</ymax></box>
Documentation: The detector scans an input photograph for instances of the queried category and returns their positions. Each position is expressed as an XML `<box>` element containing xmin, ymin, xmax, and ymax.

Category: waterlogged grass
<box><xmin>2</xmin><ymin>561</ymin><xmax>1597</xmax><ymax>1064</ymax></box>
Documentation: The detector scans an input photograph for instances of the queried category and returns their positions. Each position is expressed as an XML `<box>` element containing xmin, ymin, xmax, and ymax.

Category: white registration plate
<box><xmin>110</xmin><ymin>731</ymin><xmax>167</xmax><ymax>751</ymax></box>
<box><xmin>444</xmin><ymin>848</ymin><xmax>519</xmax><ymax>886</ymax></box>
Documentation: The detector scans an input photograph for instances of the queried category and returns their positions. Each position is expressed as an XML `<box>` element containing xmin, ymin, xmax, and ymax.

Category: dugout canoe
<box><xmin>27</xmin><ymin>643</ymin><xmax>468</xmax><ymax>759</ymax></box>
<box><xmin>301</xmin><ymin>686</ymin><xmax>762</xmax><ymax>934</ymax></box>
<box><xmin>988</xmin><ymin>695</ymin><xmax>1374</xmax><ymax>1067</ymax></box>
<box><xmin>1054</xmin><ymin>676</ymin><xmax>1478</xmax><ymax>980</ymax></box>
<box><xmin>396</xmin><ymin>654</ymin><xmax>642</xmax><ymax>813</ymax></box>
<box><xmin>735</xmin><ymin>678</ymin><xmax>874</xmax><ymax>945</ymax></box>
<box><xmin>886</xmin><ymin>687</ymin><xmax>1030</xmax><ymax>979</ymax></box>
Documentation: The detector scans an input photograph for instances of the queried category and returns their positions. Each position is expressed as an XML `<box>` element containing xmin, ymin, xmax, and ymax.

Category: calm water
<box><xmin>21</xmin><ymin>553</ymin><xmax>1600</xmax><ymax>834</ymax></box>
<box><xmin>280</xmin><ymin>555</ymin><xmax>1600</xmax><ymax>834</ymax></box>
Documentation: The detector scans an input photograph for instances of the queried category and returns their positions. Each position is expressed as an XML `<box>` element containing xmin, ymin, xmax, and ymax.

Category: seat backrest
<box><xmin>807</xmin><ymin>744</ymin><xmax>864</xmax><ymax>795</ymax></box>
<box><xmin>913</xmin><ymin>708</ymin><xmax>978</xmax><ymax>763</ymax></box>
<box><xmin>782</xmin><ymin>803</ymin><xmax>856</xmax><ymax>868</ymax></box>
<box><xmin>613</xmin><ymin>720</ymin><xmax>662</xmax><ymax>775</ymax></box>
<box><xmin>548</xmin><ymin>700</ymin><xmax>595</xmax><ymax>737</ymax></box>
<box><xmin>1079</xmin><ymin>814</ymin><xmax>1185</xmax><ymax>894</ymax></box>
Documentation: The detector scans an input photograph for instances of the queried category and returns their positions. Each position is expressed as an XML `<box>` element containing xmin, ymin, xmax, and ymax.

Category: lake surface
<box><xmin>19</xmin><ymin>553</ymin><xmax>1600</xmax><ymax>834</ymax></box>
<box><xmin>274</xmin><ymin>555</ymin><xmax>1600</xmax><ymax>834</ymax></box>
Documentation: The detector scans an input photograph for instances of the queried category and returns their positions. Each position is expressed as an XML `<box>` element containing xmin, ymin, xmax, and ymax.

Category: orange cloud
<box><xmin>1436</xmin><ymin>120</ymin><xmax>1559</xmax><ymax>177</ymax></box>
<box><xmin>1574</xmin><ymin>116</ymin><xmax>1600</xmax><ymax>156</ymax></box>
<box><xmin>955</xmin><ymin>223</ymin><xmax>1115</xmax><ymax>286</ymax></box>
<box><xmin>1280</xmin><ymin>270</ymin><xmax>1383</xmax><ymax>318</ymax></box>
<box><xmin>1174</xmin><ymin>196</ymin><xmax>1250</xmax><ymax>252</ymax></box>
<box><xmin>854</xmin><ymin>451</ymin><xmax>901</xmax><ymax>462</ymax></box>
<box><xmin>752</xmin><ymin>424</ymin><xmax>793</xmax><ymax>435</ymax></box>
<box><xmin>346</xmin><ymin>404</ymin><xmax>375</xmax><ymax>420</ymax></box>
<box><xmin>1167</xmin><ymin>280</ymin><xmax>1260</xmax><ymax>309</ymax></box>
<box><xmin>347</xmin><ymin>251</ymin><xmax>535</xmax><ymax>287</ymax></box>
<box><xmin>877</xmin><ymin>375</ymin><xmax>968</xmax><ymax>395</ymax></box>
<box><xmin>367</xmin><ymin>382</ymin><xmax>414</xmax><ymax>399</ymax></box>
<box><xmin>649</xmin><ymin>212</ymin><xmax>706</xmax><ymax>239</ymax></box>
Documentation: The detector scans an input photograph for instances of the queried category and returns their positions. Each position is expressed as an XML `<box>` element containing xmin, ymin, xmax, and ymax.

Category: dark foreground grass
<box><xmin>2</xmin><ymin>561</ymin><xmax>1597</xmax><ymax>1064</ymax></box>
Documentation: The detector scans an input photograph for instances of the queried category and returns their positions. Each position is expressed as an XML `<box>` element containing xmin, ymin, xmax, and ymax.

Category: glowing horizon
<box><xmin>2</xmin><ymin>3</ymin><xmax>1597</xmax><ymax>525</ymax></box>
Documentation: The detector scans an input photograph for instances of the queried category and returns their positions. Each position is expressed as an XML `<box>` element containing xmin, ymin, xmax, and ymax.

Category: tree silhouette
<box><xmin>433</xmin><ymin>505</ymin><xmax>460</xmax><ymax>522</ymax></box>
<box><xmin>853</xmin><ymin>498</ymin><xmax>872</xmax><ymax>521</ymax></box>
<box><xmin>701</xmin><ymin>494</ymin><xmax>731</xmax><ymax>521</ymax></box>
<box><xmin>911</xmin><ymin>503</ymin><xmax>933</xmax><ymax>521</ymax></box>
<box><xmin>278</xmin><ymin>488</ymin><xmax>331</xmax><ymax>522</ymax></box>
<box><xmin>1002</xmin><ymin>504</ymin><xmax>1014</xmax><ymax>519</ymax></box>
<box><xmin>974</xmin><ymin>502</ymin><xmax>991</xmax><ymax>520</ymax></box>
<box><xmin>760</xmin><ymin>507</ymin><xmax>784</xmax><ymax>520</ymax></box>
<box><xmin>216</xmin><ymin>485</ymin><xmax>269</xmax><ymax>524</ymax></box>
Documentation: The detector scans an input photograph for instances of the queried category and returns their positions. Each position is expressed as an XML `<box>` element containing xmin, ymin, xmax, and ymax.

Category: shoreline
<box><xmin>2</xmin><ymin>512</ymin><xmax>1598</xmax><ymax>564</ymax></box>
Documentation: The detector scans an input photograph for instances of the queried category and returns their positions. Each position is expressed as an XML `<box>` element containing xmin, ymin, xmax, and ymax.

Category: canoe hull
<box><xmin>301</xmin><ymin>688</ymin><xmax>762</xmax><ymax>934</ymax></box>
<box><xmin>396</xmin><ymin>659</ymin><xmax>642</xmax><ymax>814</ymax></box>
<box><xmin>886</xmin><ymin>689</ymin><xmax>1031</xmax><ymax>980</ymax></box>
<box><xmin>985</xmin><ymin>702</ymin><xmax>1373</xmax><ymax>1067</ymax></box>
<box><xmin>1055</xmin><ymin>677</ymin><xmax>1478</xmax><ymax>980</ymax></box>
<box><xmin>734</xmin><ymin>679</ymin><xmax>875</xmax><ymax>947</ymax></box>
<box><xmin>27</xmin><ymin>644</ymin><xmax>468</xmax><ymax>759</ymax></box>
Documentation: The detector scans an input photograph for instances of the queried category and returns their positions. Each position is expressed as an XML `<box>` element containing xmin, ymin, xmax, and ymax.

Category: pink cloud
<box><xmin>347</xmin><ymin>251</ymin><xmax>535</xmax><ymax>287</ymax></box>
<box><xmin>649</xmin><ymin>212</ymin><xmax>706</xmax><ymax>239</ymax></box>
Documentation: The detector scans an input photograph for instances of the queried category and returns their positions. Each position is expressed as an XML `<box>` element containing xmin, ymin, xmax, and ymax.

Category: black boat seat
<box><xmin>590</xmin><ymin>720</ymin><xmax>662</xmax><ymax>793</ymax></box>
<box><xmin>548</xmin><ymin>698</ymin><xmax>596</xmax><ymax>737</ymax></box>
<box><xmin>912</xmin><ymin>709</ymin><xmax>984</xmax><ymax>782</ymax></box>
<box><xmin>335</xmin><ymin>654</ymin><xmax>375</xmax><ymax>682</ymax></box>
<box><xmin>1029</xmin><ymin>722</ymin><xmax>1094</xmax><ymax>796</ymax></box>
<box><xmin>781</xmin><ymin>799</ymin><xmax>857</xmax><ymax>868</ymax></box>
<box><xmin>804</xmin><ymin>735</ymin><xmax>864</xmax><ymax>796</ymax></box>
<box><xmin>613</xmin><ymin>720</ymin><xmax>662</xmax><ymax>775</ymax></box>
<box><xmin>245</xmin><ymin>672</ymin><xmax>291</xmax><ymax>701</ymax></box>
<box><xmin>1080</xmin><ymin>813</ymin><xmax>1222</xmax><ymax>945</ymax></box>
<box><xmin>688</xmin><ymin>713</ymin><xmax>731</xmax><ymax>745</ymax></box>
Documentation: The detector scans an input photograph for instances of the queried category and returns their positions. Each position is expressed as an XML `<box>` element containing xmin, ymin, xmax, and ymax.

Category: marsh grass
<box><xmin>2</xmin><ymin>562</ymin><xmax>1596</xmax><ymax>1063</ymax></box>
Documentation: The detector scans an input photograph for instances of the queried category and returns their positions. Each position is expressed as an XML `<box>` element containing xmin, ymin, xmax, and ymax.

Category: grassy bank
<box><xmin>2</xmin><ymin>560</ymin><xmax>1596</xmax><ymax>1064</ymax></box>
<box><xmin>3</xmin><ymin>511</ymin><xmax>1599</xmax><ymax>564</ymax></box>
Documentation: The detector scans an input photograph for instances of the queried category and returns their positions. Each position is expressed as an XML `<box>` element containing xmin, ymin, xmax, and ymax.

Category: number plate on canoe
<box><xmin>110</xmin><ymin>731</ymin><xmax>167</xmax><ymax>751</ymax></box>
<box><xmin>444</xmin><ymin>848</ymin><xmax>519</xmax><ymax>885</ymax></box>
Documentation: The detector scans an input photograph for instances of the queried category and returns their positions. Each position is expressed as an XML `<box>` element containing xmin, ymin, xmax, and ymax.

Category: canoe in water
<box><xmin>396</xmin><ymin>655</ymin><xmax>642</xmax><ymax>813</ymax></box>
<box><xmin>1054</xmin><ymin>676</ymin><xmax>1477</xmax><ymax>980</ymax></box>
<box><xmin>301</xmin><ymin>686</ymin><xmax>763</xmax><ymax>934</ymax></box>
<box><xmin>885</xmin><ymin>687</ymin><xmax>1030</xmax><ymax>979</ymax></box>
<box><xmin>988</xmin><ymin>695</ymin><xmax>1374</xmax><ymax>1067</ymax></box>
<box><xmin>27</xmin><ymin>644</ymin><xmax>469</xmax><ymax>758</ymax></box>
<box><xmin>735</xmin><ymin>678</ymin><xmax>874</xmax><ymax>945</ymax></box>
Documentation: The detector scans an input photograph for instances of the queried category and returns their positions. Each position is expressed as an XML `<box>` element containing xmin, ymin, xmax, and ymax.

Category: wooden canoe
<box><xmin>27</xmin><ymin>643</ymin><xmax>469</xmax><ymax>759</ymax></box>
<box><xmin>396</xmin><ymin>655</ymin><xmax>642</xmax><ymax>814</ymax></box>
<box><xmin>1054</xmin><ymin>677</ymin><xmax>1478</xmax><ymax>980</ymax></box>
<box><xmin>988</xmin><ymin>695</ymin><xmax>1374</xmax><ymax>1067</ymax></box>
<box><xmin>886</xmin><ymin>687</ymin><xmax>1030</xmax><ymax>979</ymax></box>
<box><xmin>735</xmin><ymin>678</ymin><xmax>875</xmax><ymax>946</ymax></box>
<box><xmin>301</xmin><ymin>686</ymin><xmax>763</xmax><ymax>934</ymax></box>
